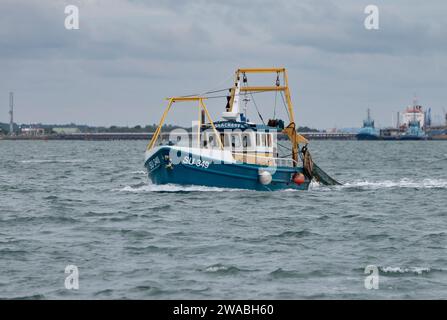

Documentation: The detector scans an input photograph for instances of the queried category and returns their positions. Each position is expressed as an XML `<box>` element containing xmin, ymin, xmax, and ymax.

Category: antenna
<box><xmin>412</xmin><ymin>94</ymin><xmax>417</xmax><ymax>123</ymax></box>
<box><xmin>426</xmin><ymin>108</ymin><xmax>431</xmax><ymax>128</ymax></box>
<box><xmin>9</xmin><ymin>92</ymin><xmax>14</xmax><ymax>136</ymax></box>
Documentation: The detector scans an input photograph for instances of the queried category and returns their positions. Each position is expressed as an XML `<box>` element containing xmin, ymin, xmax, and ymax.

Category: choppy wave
<box><xmin>117</xmin><ymin>178</ymin><xmax>447</xmax><ymax>193</ymax></box>
<box><xmin>310</xmin><ymin>178</ymin><xmax>447</xmax><ymax>190</ymax></box>
<box><xmin>380</xmin><ymin>266</ymin><xmax>432</xmax><ymax>275</ymax></box>
<box><xmin>269</xmin><ymin>268</ymin><xmax>326</xmax><ymax>279</ymax></box>
<box><xmin>20</xmin><ymin>159</ymin><xmax>86</xmax><ymax>164</ymax></box>
<box><xmin>343</xmin><ymin>178</ymin><xmax>447</xmax><ymax>189</ymax></box>
<box><xmin>203</xmin><ymin>264</ymin><xmax>243</xmax><ymax>274</ymax></box>
<box><xmin>130</xmin><ymin>170</ymin><xmax>146</xmax><ymax>175</ymax></box>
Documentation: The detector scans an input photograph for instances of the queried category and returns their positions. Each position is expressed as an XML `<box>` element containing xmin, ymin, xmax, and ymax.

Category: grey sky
<box><xmin>1</xmin><ymin>0</ymin><xmax>446</xmax><ymax>128</ymax></box>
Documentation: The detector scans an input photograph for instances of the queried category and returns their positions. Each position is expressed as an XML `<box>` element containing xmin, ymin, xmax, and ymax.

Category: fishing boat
<box><xmin>144</xmin><ymin>68</ymin><xmax>340</xmax><ymax>191</ymax></box>
<box><xmin>356</xmin><ymin>109</ymin><xmax>379</xmax><ymax>140</ymax></box>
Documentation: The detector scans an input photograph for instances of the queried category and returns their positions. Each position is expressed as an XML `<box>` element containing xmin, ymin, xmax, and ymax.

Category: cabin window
<box><xmin>267</xmin><ymin>134</ymin><xmax>272</xmax><ymax>147</ymax></box>
<box><xmin>202</xmin><ymin>133</ymin><xmax>216</xmax><ymax>148</ymax></box>
<box><xmin>257</xmin><ymin>133</ymin><xmax>267</xmax><ymax>147</ymax></box>
<box><xmin>256</xmin><ymin>133</ymin><xmax>265</xmax><ymax>147</ymax></box>
<box><xmin>231</xmin><ymin>134</ymin><xmax>241</xmax><ymax>148</ymax></box>
<box><xmin>242</xmin><ymin>134</ymin><xmax>251</xmax><ymax>148</ymax></box>
<box><xmin>221</xmin><ymin>133</ymin><xmax>231</xmax><ymax>147</ymax></box>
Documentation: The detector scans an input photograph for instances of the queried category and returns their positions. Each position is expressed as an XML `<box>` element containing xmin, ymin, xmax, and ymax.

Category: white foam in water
<box><xmin>130</xmin><ymin>170</ymin><xmax>146</xmax><ymax>175</ymax></box>
<box><xmin>307</xmin><ymin>178</ymin><xmax>447</xmax><ymax>191</ymax></box>
<box><xmin>205</xmin><ymin>265</ymin><xmax>229</xmax><ymax>272</ymax></box>
<box><xmin>343</xmin><ymin>178</ymin><xmax>447</xmax><ymax>189</ymax></box>
<box><xmin>118</xmin><ymin>183</ymin><xmax>240</xmax><ymax>193</ymax></box>
<box><xmin>308</xmin><ymin>180</ymin><xmax>323</xmax><ymax>190</ymax></box>
<box><xmin>380</xmin><ymin>266</ymin><xmax>431</xmax><ymax>275</ymax></box>
<box><xmin>117</xmin><ymin>175</ymin><xmax>447</xmax><ymax>193</ymax></box>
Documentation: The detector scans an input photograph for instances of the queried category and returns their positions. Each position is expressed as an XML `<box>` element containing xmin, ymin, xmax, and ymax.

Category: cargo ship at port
<box><xmin>356</xmin><ymin>109</ymin><xmax>379</xmax><ymax>140</ymax></box>
<box><xmin>427</xmin><ymin>126</ymin><xmax>447</xmax><ymax>140</ymax></box>
<box><xmin>364</xmin><ymin>98</ymin><xmax>433</xmax><ymax>140</ymax></box>
<box><xmin>400</xmin><ymin>102</ymin><xmax>428</xmax><ymax>140</ymax></box>
<box><xmin>143</xmin><ymin>68</ymin><xmax>340</xmax><ymax>191</ymax></box>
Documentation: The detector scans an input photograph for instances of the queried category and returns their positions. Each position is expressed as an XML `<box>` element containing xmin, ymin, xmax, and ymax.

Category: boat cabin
<box><xmin>200</xmin><ymin>120</ymin><xmax>279</xmax><ymax>166</ymax></box>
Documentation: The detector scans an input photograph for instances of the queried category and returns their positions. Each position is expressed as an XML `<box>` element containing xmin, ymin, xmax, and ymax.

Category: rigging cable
<box><xmin>241</xmin><ymin>74</ymin><xmax>265</xmax><ymax>125</ymax></box>
<box><xmin>179</xmin><ymin>72</ymin><xmax>235</xmax><ymax>98</ymax></box>
<box><xmin>180</xmin><ymin>88</ymin><xmax>231</xmax><ymax>98</ymax></box>
<box><xmin>279</xmin><ymin>91</ymin><xmax>291</xmax><ymax>122</ymax></box>
<box><xmin>273</xmin><ymin>72</ymin><xmax>280</xmax><ymax>119</ymax></box>
<box><xmin>274</xmin><ymin>91</ymin><xmax>277</xmax><ymax>119</ymax></box>
<box><xmin>249</xmin><ymin>91</ymin><xmax>265</xmax><ymax>125</ymax></box>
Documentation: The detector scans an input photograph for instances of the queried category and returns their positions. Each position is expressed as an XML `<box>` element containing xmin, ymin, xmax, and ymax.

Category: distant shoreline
<box><xmin>2</xmin><ymin>132</ymin><xmax>447</xmax><ymax>141</ymax></box>
<box><xmin>0</xmin><ymin>132</ymin><xmax>357</xmax><ymax>141</ymax></box>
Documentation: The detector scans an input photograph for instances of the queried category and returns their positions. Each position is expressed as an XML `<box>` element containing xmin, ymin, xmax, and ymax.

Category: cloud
<box><xmin>0</xmin><ymin>0</ymin><xmax>446</xmax><ymax>127</ymax></box>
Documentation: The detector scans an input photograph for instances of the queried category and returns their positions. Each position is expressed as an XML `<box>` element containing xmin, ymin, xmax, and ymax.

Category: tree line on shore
<box><xmin>0</xmin><ymin>122</ymin><xmax>319</xmax><ymax>135</ymax></box>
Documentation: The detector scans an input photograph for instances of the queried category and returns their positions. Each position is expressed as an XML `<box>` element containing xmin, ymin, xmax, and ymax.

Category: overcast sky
<box><xmin>1</xmin><ymin>0</ymin><xmax>447</xmax><ymax>129</ymax></box>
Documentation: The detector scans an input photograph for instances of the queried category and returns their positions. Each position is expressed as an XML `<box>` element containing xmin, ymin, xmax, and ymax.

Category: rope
<box><xmin>179</xmin><ymin>89</ymin><xmax>279</xmax><ymax>100</ymax></box>
<box><xmin>180</xmin><ymin>72</ymin><xmax>235</xmax><ymax>98</ymax></box>
<box><xmin>248</xmin><ymin>91</ymin><xmax>265</xmax><ymax>125</ymax></box>
<box><xmin>180</xmin><ymin>88</ymin><xmax>231</xmax><ymax>98</ymax></box>
<box><xmin>274</xmin><ymin>91</ymin><xmax>277</xmax><ymax>119</ymax></box>
<box><xmin>241</xmin><ymin>79</ymin><xmax>265</xmax><ymax>125</ymax></box>
<box><xmin>279</xmin><ymin>91</ymin><xmax>291</xmax><ymax>122</ymax></box>
<box><xmin>274</xmin><ymin>73</ymin><xmax>280</xmax><ymax>119</ymax></box>
<box><xmin>277</xmin><ymin>141</ymin><xmax>292</xmax><ymax>151</ymax></box>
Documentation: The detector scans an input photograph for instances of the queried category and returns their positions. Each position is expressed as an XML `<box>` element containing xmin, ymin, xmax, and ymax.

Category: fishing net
<box><xmin>301</xmin><ymin>145</ymin><xmax>341</xmax><ymax>186</ymax></box>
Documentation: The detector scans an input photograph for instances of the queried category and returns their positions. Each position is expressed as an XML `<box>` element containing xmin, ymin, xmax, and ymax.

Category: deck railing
<box><xmin>231</xmin><ymin>152</ymin><xmax>298</xmax><ymax>168</ymax></box>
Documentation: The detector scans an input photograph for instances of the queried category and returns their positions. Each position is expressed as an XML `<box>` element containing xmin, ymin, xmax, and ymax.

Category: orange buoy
<box><xmin>292</xmin><ymin>173</ymin><xmax>305</xmax><ymax>185</ymax></box>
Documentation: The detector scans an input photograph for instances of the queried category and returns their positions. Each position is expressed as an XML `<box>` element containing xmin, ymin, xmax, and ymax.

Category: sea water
<box><xmin>0</xmin><ymin>140</ymin><xmax>446</xmax><ymax>299</ymax></box>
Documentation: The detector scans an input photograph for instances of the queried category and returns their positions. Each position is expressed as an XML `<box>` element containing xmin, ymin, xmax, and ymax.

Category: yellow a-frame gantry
<box><xmin>228</xmin><ymin>68</ymin><xmax>308</xmax><ymax>163</ymax></box>
<box><xmin>146</xmin><ymin>97</ymin><xmax>224</xmax><ymax>151</ymax></box>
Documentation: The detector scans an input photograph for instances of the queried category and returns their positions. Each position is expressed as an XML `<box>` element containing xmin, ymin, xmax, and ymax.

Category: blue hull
<box><xmin>400</xmin><ymin>136</ymin><xmax>427</xmax><ymax>140</ymax></box>
<box><xmin>356</xmin><ymin>133</ymin><xmax>380</xmax><ymax>140</ymax></box>
<box><xmin>144</xmin><ymin>147</ymin><xmax>310</xmax><ymax>191</ymax></box>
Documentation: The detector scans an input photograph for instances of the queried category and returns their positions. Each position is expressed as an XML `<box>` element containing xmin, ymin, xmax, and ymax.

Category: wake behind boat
<box><xmin>144</xmin><ymin>68</ymin><xmax>340</xmax><ymax>191</ymax></box>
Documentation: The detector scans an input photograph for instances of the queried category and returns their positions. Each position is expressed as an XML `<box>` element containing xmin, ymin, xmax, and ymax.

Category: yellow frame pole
<box><xmin>200</xmin><ymin>99</ymin><xmax>224</xmax><ymax>150</ymax></box>
<box><xmin>283</xmin><ymin>70</ymin><xmax>295</xmax><ymax>124</ymax></box>
<box><xmin>146</xmin><ymin>98</ymin><xmax>174</xmax><ymax>150</ymax></box>
<box><xmin>283</xmin><ymin>71</ymin><xmax>299</xmax><ymax>164</ymax></box>
<box><xmin>237</xmin><ymin>68</ymin><xmax>286</xmax><ymax>73</ymax></box>
<box><xmin>146</xmin><ymin>97</ymin><xmax>223</xmax><ymax>152</ymax></box>
<box><xmin>197</xmin><ymin>100</ymin><xmax>201</xmax><ymax>148</ymax></box>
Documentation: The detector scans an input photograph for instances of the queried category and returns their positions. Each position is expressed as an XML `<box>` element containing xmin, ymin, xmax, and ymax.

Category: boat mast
<box><xmin>231</xmin><ymin>68</ymin><xmax>306</xmax><ymax>163</ymax></box>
